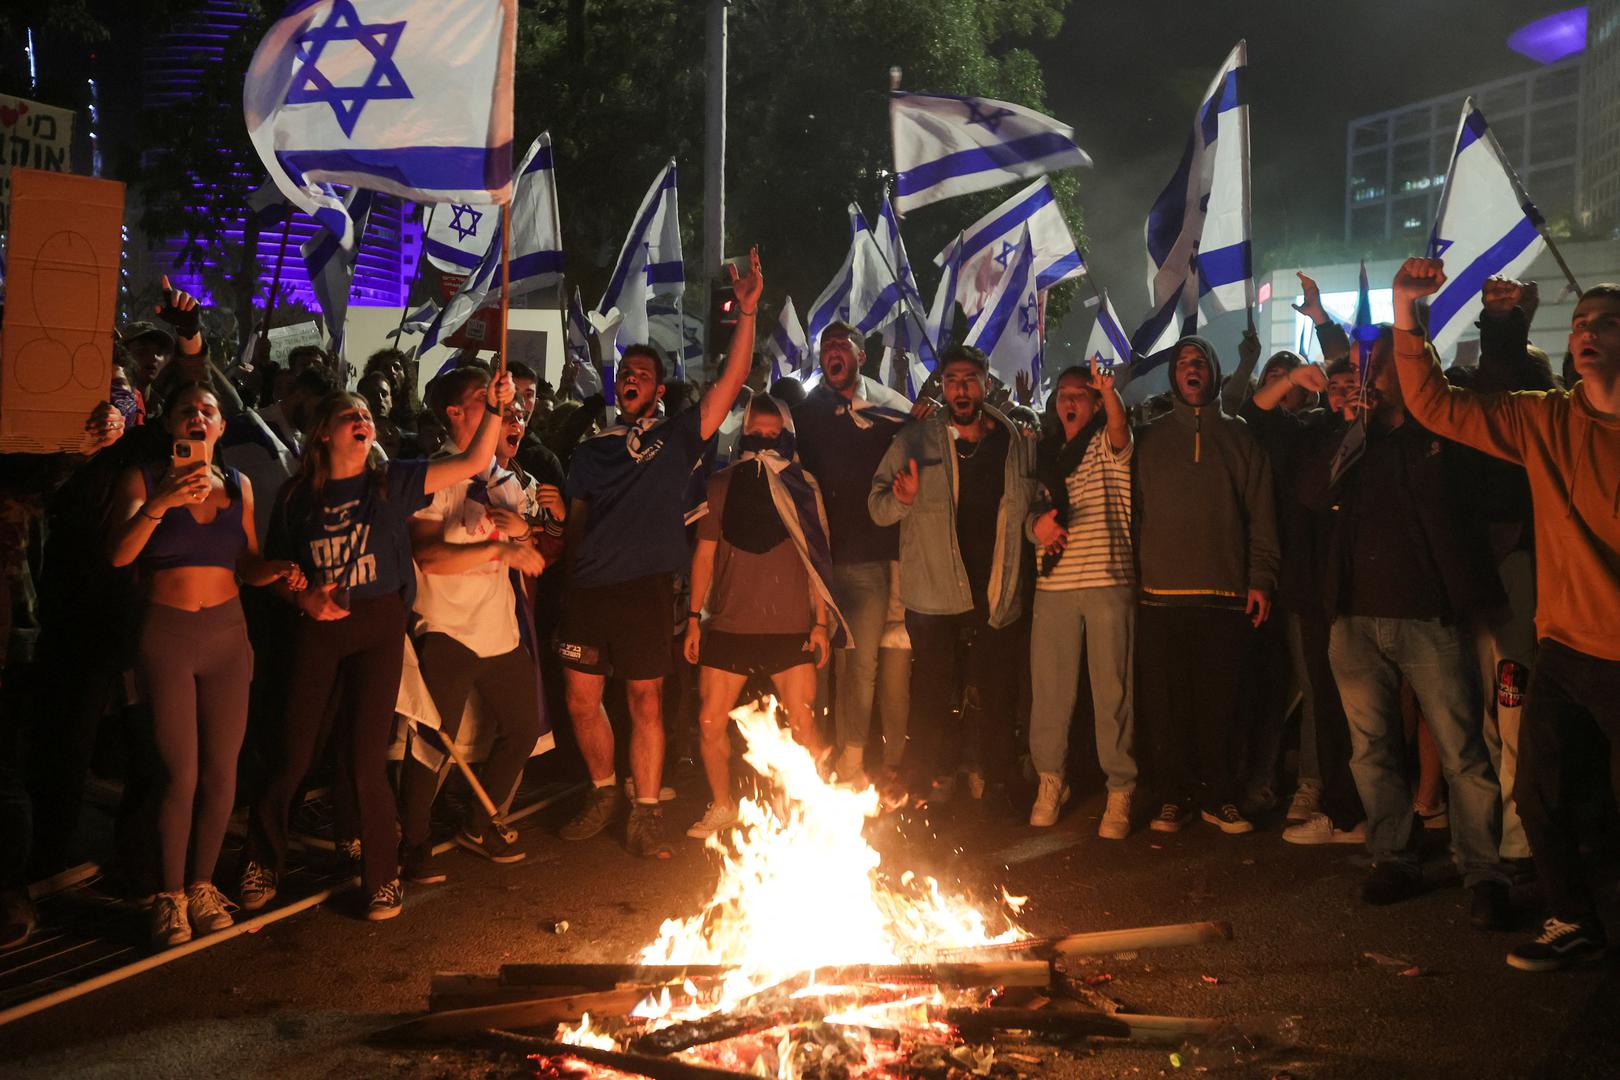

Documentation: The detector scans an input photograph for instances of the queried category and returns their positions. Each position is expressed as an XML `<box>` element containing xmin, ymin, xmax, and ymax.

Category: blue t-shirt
<box><xmin>275</xmin><ymin>458</ymin><xmax>431</xmax><ymax>602</ymax></box>
<box><xmin>566</xmin><ymin>408</ymin><xmax>708</xmax><ymax>588</ymax></box>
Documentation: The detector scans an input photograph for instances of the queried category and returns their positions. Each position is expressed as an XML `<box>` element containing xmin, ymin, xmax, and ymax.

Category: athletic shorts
<box><xmin>555</xmin><ymin>573</ymin><xmax>675</xmax><ymax>680</ymax></box>
<box><xmin>700</xmin><ymin>629</ymin><xmax>815</xmax><ymax>677</ymax></box>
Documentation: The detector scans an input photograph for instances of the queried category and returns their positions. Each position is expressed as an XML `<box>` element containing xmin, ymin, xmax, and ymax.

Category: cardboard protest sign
<box><xmin>0</xmin><ymin>169</ymin><xmax>125</xmax><ymax>453</ymax></box>
<box><xmin>1</xmin><ymin>96</ymin><xmax>75</xmax><ymax>233</ymax></box>
<box><xmin>266</xmin><ymin>321</ymin><xmax>324</xmax><ymax>366</ymax></box>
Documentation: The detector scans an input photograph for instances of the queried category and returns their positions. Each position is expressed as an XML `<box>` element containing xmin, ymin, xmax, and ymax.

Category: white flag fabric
<box><xmin>964</xmin><ymin>224</ymin><xmax>1042</xmax><ymax>390</ymax></box>
<box><xmin>422</xmin><ymin>134</ymin><xmax>563</xmax><ymax>352</ymax></box>
<box><xmin>301</xmin><ymin>186</ymin><xmax>375</xmax><ymax>354</ymax></box>
<box><xmin>926</xmin><ymin>239</ymin><xmax>963</xmax><ymax>359</ymax></box>
<box><xmin>388</xmin><ymin>297</ymin><xmax>440</xmax><ymax>340</ymax></box>
<box><xmin>875</xmin><ymin>195</ymin><xmax>935</xmax><ymax>370</ymax></box>
<box><xmin>934</xmin><ymin>178</ymin><xmax>1085</xmax><ymax>319</ymax></box>
<box><xmin>1144</xmin><ymin>40</ymin><xmax>1251</xmax><ymax>330</ymax></box>
<box><xmin>598</xmin><ymin>160</ymin><xmax>683</xmax><ymax>355</ymax></box>
<box><xmin>1425</xmin><ymin>98</ymin><xmax>1549</xmax><ymax>355</ymax></box>
<box><xmin>766</xmin><ymin>297</ymin><xmax>809</xmax><ymax>383</ymax></box>
<box><xmin>805</xmin><ymin>204</ymin><xmax>905</xmax><ymax>363</ymax></box>
<box><xmin>244</xmin><ymin>0</ymin><xmax>517</xmax><ymax>250</ymax></box>
<box><xmin>1084</xmin><ymin>290</ymin><xmax>1132</xmax><ymax>370</ymax></box>
<box><xmin>890</xmin><ymin>91</ymin><xmax>1091</xmax><ymax>214</ymax></box>
<box><xmin>423</xmin><ymin>200</ymin><xmax>491</xmax><ymax>273</ymax></box>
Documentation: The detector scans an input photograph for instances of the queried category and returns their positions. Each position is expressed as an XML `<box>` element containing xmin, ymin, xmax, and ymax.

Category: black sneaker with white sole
<box><xmin>366</xmin><ymin>879</ymin><xmax>404</xmax><ymax>921</ymax></box>
<box><xmin>1150</xmin><ymin>802</ymin><xmax>1193</xmax><ymax>833</ymax></box>
<box><xmin>1201</xmin><ymin>804</ymin><xmax>1255</xmax><ymax>835</ymax></box>
<box><xmin>457</xmin><ymin>823</ymin><xmax>526</xmax><ymax>864</ymax></box>
<box><xmin>401</xmin><ymin>843</ymin><xmax>447</xmax><ymax>885</ymax></box>
<box><xmin>238</xmin><ymin>860</ymin><xmax>278</xmax><ymax>912</ymax></box>
<box><xmin>1506</xmin><ymin>917</ymin><xmax>1606</xmax><ymax>972</ymax></box>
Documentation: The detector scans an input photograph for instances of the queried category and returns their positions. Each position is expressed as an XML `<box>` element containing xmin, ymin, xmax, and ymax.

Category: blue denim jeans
<box><xmin>1328</xmin><ymin>615</ymin><xmax>1507</xmax><ymax>886</ymax></box>
<box><xmin>828</xmin><ymin>561</ymin><xmax>899</xmax><ymax>758</ymax></box>
<box><xmin>1028</xmin><ymin>585</ymin><xmax>1136</xmax><ymax>790</ymax></box>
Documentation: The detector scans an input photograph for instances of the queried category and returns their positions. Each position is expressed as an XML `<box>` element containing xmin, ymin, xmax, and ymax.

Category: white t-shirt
<box><xmin>411</xmin><ymin>451</ymin><xmax>526</xmax><ymax>658</ymax></box>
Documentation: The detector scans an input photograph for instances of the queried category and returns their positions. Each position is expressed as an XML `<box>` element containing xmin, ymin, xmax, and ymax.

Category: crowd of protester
<box><xmin>0</xmin><ymin>251</ymin><xmax>1616</xmax><ymax>977</ymax></box>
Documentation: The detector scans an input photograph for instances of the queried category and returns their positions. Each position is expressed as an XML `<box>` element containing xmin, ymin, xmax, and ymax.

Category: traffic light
<box><xmin>706</xmin><ymin>277</ymin><xmax>739</xmax><ymax>362</ymax></box>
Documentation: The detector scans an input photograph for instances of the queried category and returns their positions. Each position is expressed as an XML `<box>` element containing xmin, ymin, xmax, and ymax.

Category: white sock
<box><xmin>593</xmin><ymin>773</ymin><xmax>617</xmax><ymax>789</ymax></box>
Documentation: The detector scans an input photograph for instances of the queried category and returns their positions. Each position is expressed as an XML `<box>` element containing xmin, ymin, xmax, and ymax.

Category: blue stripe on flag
<box><xmin>601</xmin><ymin>168</ymin><xmax>679</xmax><ymax>306</ymax></box>
<box><xmin>644</xmin><ymin>261</ymin><xmax>685</xmax><ymax>286</ymax></box>
<box><xmin>1035</xmin><ymin>250</ymin><xmax>1085</xmax><ymax>291</ymax></box>
<box><xmin>1199</xmin><ymin>67</ymin><xmax>1246</xmax><ymax>144</ymax></box>
<box><xmin>277</xmin><ymin>144</ymin><xmax>514</xmax><ymax>191</ymax></box>
<box><xmin>1101</xmin><ymin>310</ymin><xmax>1131</xmax><ymax>360</ymax></box>
<box><xmin>894</xmin><ymin>133</ymin><xmax>1079</xmax><ymax>199</ymax></box>
<box><xmin>1455</xmin><ymin>108</ymin><xmax>1490</xmax><ymax>158</ymax></box>
<box><xmin>508</xmin><ymin>250</ymin><xmax>565</xmax><ymax>280</ymax></box>
<box><xmin>1427</xmin><ymin>215</ymin><xmax>1542</xmax><ymax>341</ymax></box>
<box><xmin>1196</xmin><ymin>241</ymin><xmax>1252</xmax><ymax>294</ymax></box>
<box><xmin>960</xmin><ymin>184</ymin><xmax>1055</xmax><ymax>262</ymax></box>
<box><xmin>424</xmin><ymin>237</ymin><xmax>483</xmax><ymax>270</ymax></box>
<box><xmin>1146</xmin><ymin>135</ymin><xmax>1195</xmax><ymax>268</ymax></box>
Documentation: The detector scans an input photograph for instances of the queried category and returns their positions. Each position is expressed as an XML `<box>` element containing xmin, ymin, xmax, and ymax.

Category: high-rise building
<box><xmin>1580</xmin><ymin>0</ymin><xmax>1620</xmax><ymax>232</ymax></box>
<box><xmin>1343</xmin><ymin>57</ymin><xmax>1583</xmax><ymax>245</ymax></box>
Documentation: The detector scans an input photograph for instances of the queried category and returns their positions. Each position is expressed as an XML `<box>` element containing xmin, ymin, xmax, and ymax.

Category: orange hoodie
<box><xmin>1394</xmin><ymin>328</ymin><xmax>1620</xmax><ymax>660</ymax></box>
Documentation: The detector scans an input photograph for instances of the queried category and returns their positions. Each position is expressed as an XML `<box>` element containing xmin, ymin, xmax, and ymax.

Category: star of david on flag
<box><xmin>424</xmin><ymin>200</ymin><xmax>488</xmax><ymax>273</ymax></box>
<box><xmin>245</xmin><ymin>0</ymin><xmax>517</xmax><ymax>250</ymax></box>
<box><xmin>933</xmin><ymin>178</ymin><xmax>1086</xmax><ymax>320</ymax></box>
<box><xmin>890</xmin><ymin>90</ymin><xmax>1090</xmax><ymax>214</ymax></box>
<box><xmin>964</xmin><ymin>223</ymin><xmax>1042</xmax><ymax>392</ymax></box>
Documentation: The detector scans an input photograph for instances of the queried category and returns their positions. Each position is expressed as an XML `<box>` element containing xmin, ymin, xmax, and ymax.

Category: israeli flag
<box><xmin>244</xmin><ymin>0</ymin><xmax>518</xmax><ymax>250</ymax></box>
<box><xmin>598</xmin><ymin>160</ymin><xmax>683</xmax><ymax>356</ymax></box>
<box><xmin>766</xmin><ymin>297</ymin><xmax>809</xmax><ymax>383</ymax></box>
<box><xmin>964</xmin><ymin>224</ymin><xmax>1042</xmax><ymax>390</ymax></box>
<box><xmin>301</xmin><ymin>185</ymin><xmax>375</xmax><ymax>354</ymax></box>
<box><xmin>875</xmin><ymin>195</ymin><xmax>937</xmax><ymax>379</ymax></box>
<box><xmin>933</xmin><ymin>179</ymin><xmax>1085</xmax><ymax>319</ymax></box>
<box><xmin>806</xmin><ymin>203</ymin><xmax>905</xmax><ymax>362</ymax></box>
<box><xmin>1425</xmin><ymin>98</ymin><xmax>1548</xmax><ymax>356</ymax></box>
<box><xmin>567</xmin><ymin>287</ymin><xmax>605</xmax><ymax>398</ymax></box>
<box><xmin>1145</xmin><ymin>40</ymin><xmax>1252</xmax><ymax>332</ymax></box>
<box><xmin>926</xmin><ymin>238</ymin><xmax>963</xmax><ymax>358</ymax></box>
<box><xmin>890</xmin><ymin>91</ymin><xmax>1091</xmax><ymax>214</ymax></box>
<box><xmin>387</xmin><ymin>297</ymin><xmax>440</xmax><ymax>340</ymax></box>
<box><xmin>1084</xmin><ymin>290</ymin><xmax>1132</xmax><ymax>371</ymax></box>
<box><xmin>423</xmin><ymin>201</ymin><xmax>490</xmax><ymax>273</ymax></box>
<box><xmin>422</xmin><ymin>134</ymin><xmax>563</xmax><ymax>352</ymax></box>
<box><xmin>248</xmin><ymin>176</ymin><xmax>293</xmax><ymax>227</ymax></box>
<box><xmin>1121</xmin><ymin>289</ymin><xmax>1187</xmax><ymax>406</ymax></box>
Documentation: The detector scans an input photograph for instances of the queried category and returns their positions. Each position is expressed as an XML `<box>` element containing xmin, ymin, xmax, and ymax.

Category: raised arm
<box><xmin>106</xmin><ymin>464</ymin><xmax>209</xmax><ymax>568</ymax></box>
<box><xmin>698</xmin><ymin>248</ymin><xmax>762</xmax><ymax>441</ymax></box>
<box><xmin>1252</xmin><ymin>363</ymin><xmax>1328</xmax><ymax>413</ymax></box>
<box><xmin>1390</xmin><ymin>258</ymin><xmax>1529</xmax><ymax>465</ymax></box>
<box><xmin>1092</xmin><ymin>354</ymin><xmax>1130</xmax><ymax>453</ymax></box>
<box><xmin>423</xmin><ymin>372</ymin><xmax>516</xmax><ymax>494</ymax></box>
<box><xmin>1220</xmin><ymin>328</ymin><xmax>1263</xmax><ymax>415</ymax></box>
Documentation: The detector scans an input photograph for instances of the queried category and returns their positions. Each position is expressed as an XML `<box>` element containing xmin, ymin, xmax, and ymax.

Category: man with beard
<box><xmin>555</xmin><ymin>249</ymin><xmax>763</xmax><ymax>858</ymax></box>
<box><xmin>1135</xmin><ymin>336</ymin><xmax>1279</xmax><ymax>837</ymax></box>
<box><xmin>1026</xmin><ymin>358</ymin><xmax>1136</xmax><ymax>836</ymax></box>
<box><xmin>793</xmin><ymin>322</ymin><xmax>922</xmax><ymax>785</ymax></box>
<box><xmin>870</xmin><ymin>345</ymin><xmax>1036</xmax><ymax>808</ymax></box>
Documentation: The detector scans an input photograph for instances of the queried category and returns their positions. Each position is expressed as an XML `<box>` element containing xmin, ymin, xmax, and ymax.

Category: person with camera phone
<box><xmin>240</xmin><ymin>373</ymin><xmax>515</xmax><ymax>922</ymax></box>
<box><xmin>106</xmin><ymin>383</ymin><xmax>307</xmax><ymax>949</ymax></box>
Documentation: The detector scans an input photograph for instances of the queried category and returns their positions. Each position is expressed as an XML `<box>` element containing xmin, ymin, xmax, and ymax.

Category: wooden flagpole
<box><xmin>497</xmin><ymin>202</ymin><xmax>512</xmax><ymax>378</ymax></box>
<box><xmin>261</xmin><ymin>216</ymin><xmax>294</xmax><ymax>334</ymax></box>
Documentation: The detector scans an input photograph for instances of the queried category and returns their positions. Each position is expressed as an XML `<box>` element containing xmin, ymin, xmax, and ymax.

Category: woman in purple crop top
<box><xmin>105</xmin><ymin>383</ymin><xmax>306</xmax><ymax>949</ymax></box>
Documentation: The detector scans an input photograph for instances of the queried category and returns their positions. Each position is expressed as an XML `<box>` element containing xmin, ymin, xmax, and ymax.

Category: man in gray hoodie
<box><xmin>1135</xmin><ymin>334</ymin><xmax>1280</xmax><ymax>836</ymax></box>
<box><xmin>870</xmin><ymin>345</ymin><xmax>1036</xmax><ymax>806</ymax></box>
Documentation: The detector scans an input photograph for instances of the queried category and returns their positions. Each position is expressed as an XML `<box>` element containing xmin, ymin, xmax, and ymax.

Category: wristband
<box><xmin>140</xmin><ymin>508</ymin><xmax>164</xmax><ymax>522</ymax></box>
<box><xmin>738</xmin><ymin>307</ymin><xmax>757</xmax><ymax>317</ymax></box>
<box><xmin>687</xmin><ymin>610</ymin><xmax>702</xmax><ymax>621</ymax></box>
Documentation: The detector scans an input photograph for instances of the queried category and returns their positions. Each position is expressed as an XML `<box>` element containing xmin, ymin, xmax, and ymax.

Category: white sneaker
<box><xmin>625</xmin><ymin>777</ymin><xmax>676</xmax><ymax>802</ymax></box>
<box><xmin>150</xmin><ymin>890</ymin><xmax>192</xmax><ymax>948</ymax></box>
<box><xmin>1098</xmin><ymin>789</ymin><xmax>1132</xmax><ymax>840</ymax></box>
<box><xmin>1029</xmin><ymin>773</ymin><xmax>1069</xmax><ymax>828</ymax></box>
<box><xmin>1286</xmin><ymin>780</ymin><xmax>1323</xmax><ymax>823</ymax></box>
<box><xmin>1282</xmin><ymin>812</ymin><xmax>1366</xmax><ymax>846</ymax></box>
<box><xmin>686</xmin><ymin>802</ymin><xmax>738</xmax><ymax>839</ymax></box>
<box><xmin>185</xmin><ymin>881</ymin><xmax>236</xmax><ymax>934</ymax></box>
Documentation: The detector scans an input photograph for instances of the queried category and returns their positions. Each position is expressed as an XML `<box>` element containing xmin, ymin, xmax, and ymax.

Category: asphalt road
<box><xmin>6</xmin><ymin>780</ymin><xmax>1617</xmax><ymax>1080</ymax></box>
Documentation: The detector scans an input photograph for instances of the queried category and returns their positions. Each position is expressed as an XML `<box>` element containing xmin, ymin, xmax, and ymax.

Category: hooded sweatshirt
<box><xmin>1134</xmin><ymin>335</ymin><xmax>1280</xmax><ymax>608</ymax></box>
<box><xmin>1394</xmin><ymin>327</ymin><xmax>1620</xmax><ymax>660</ymax></box>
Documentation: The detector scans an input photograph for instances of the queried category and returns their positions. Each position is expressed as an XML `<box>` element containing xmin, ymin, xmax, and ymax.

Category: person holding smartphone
<box><xmin>240</xmin><ymin>374</ymin><xmax>514</xmax><ymax>921</ymax></box>
<box><xmin>106</xmin><ymin>383</ymin><xmax>306</xmax><ymax>948</ymax></box>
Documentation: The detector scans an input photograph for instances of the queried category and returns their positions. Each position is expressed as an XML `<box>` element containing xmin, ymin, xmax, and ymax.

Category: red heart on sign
<box><xmin>0</xmin><ymin>100</ymin><xmax>26</xmax><ymax>128</ymax></box>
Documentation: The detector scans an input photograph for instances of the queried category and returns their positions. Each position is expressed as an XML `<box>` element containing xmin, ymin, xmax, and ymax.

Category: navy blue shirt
<box><xmin>273</xmin><ymin>459</ymin><xmax>431</xmax><ymax>603</ymax></box>
<box><xmin>792</xmin><ymin>387</ymin><xmax>904</xmax><ymax>565</ymax></box>
<box><xmin>566</xmin><ymin>408</ymin><xmax>708</xmax><ymax>589</ymax></box>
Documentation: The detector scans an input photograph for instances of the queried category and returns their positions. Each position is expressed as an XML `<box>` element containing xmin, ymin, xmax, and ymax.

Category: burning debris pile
<box><xmin>393</xmin><ymin>703</ymin><xmax>1235</xmax><ymax>1078</ymax></box>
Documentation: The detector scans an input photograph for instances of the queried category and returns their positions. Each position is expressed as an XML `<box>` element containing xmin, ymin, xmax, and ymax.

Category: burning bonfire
<box><xmin>398</xmin><ymin>702</ymin><xmax>1238</xmax><ymax>1078</ymax></box>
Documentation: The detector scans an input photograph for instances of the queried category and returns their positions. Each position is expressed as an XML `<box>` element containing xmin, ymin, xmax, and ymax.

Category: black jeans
<box><xmin>1137</xmin><ymin>604</ymin><xmax>1251</xmax><ymax>812</ymax></box>
<box><xmin>1516</xmin><ymin>638</ymin><xmax>1620</xmax><ymax>923</ymax></box>
<box><xmin>397</xmin><ymin>634</ymin><xmax>541</xmax><ymax>849</ymax></box>
<box><xmin>248</xmin><ymin>594</ymin><xmax>406</xmax><ymax>894</ymax></box>
<box><xmin>904</xmin><ymin>609</ymin><xmax>1021</xmax><ymax>786</ymax></box>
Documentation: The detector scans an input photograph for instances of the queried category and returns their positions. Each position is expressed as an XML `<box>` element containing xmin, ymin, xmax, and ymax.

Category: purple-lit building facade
<box><xmin>144</xmin><ymin>1</ymin><xmax>420</xmax><ymax>314</ymax></box>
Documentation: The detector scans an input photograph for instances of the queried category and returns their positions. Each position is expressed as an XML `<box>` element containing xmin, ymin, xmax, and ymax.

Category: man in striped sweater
<box><xmin>1027</xmin><ymin>359</ymin><xmax>1137</xmax><ymax>836</ymax></box>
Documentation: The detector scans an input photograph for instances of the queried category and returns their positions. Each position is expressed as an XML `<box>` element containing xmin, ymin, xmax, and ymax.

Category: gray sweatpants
<box><xmin>1028</xmin><ymin>585</ymin><xmax>1137</xmax><ymax>790</ymax></box>
<box><xmin>136</xmin><ymin>597</ymin><xmax>253</xmax><ymax>893</ymax></box>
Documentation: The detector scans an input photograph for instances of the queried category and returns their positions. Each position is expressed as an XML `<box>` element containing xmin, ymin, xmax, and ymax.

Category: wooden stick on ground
<box><xmin>1112</xmin><ymin>1013</ymin><xmax>1224</xmax><ymax>1043</ymax></box>
<box><xmin>950</xmin><ymin>921</ymin><xmax>1233</xmax><ymax>960</ymax></box>
<box><xmin>505</xmin><ymin>1036</ymin><xmax>753</xmax><ymax>1080</ymax></box>
<box><xmin>494</xmin><ymin>960</ymin><xmax>1051</xmax><ymax>990</ymax></box>
<box><xmin>377</xmin><ymin>987</ymin><xmax>646</xmax><ymax>1043</ymax></box>
<box><xmin>944</xmin><ymin>1007</ymin><xmax>1132</xmax><ymax>1039</ymax></box>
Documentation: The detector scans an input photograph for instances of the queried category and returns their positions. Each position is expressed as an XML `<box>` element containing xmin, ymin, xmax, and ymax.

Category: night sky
<box><xmin>1032</xmin><ymin>0</ymin><xmax>1576</xmax><ymax>345</ymax></box>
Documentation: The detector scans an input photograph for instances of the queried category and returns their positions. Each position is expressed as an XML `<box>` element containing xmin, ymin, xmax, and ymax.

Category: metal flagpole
<box><xmin>497</xmin><ymin>202</ymin><xmax>512</xmax><ymax>378</ymax></box>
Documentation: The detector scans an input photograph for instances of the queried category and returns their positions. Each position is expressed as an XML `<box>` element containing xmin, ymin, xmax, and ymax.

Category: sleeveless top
<box><xmin>137</xmin><ymin>464</ymin><xmax>248</xmax><ymax>572</ymax></box>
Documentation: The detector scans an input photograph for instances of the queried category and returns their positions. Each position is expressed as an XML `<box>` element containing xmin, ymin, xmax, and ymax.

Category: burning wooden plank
<box><xmin>494</xmin><ymin>960</ymin><xmax>1052</xmax><ymax>991</ymax></box>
